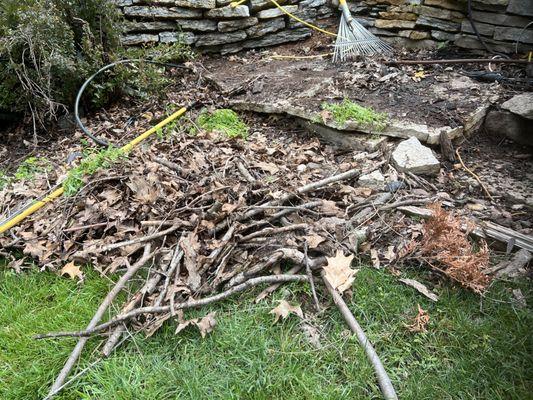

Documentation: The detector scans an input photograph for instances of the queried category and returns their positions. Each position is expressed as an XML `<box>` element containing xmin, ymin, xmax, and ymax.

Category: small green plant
<box><xmin>0</xmin><ymin>170</ymin><xmax>8</xmax><ymax>190</ymax></box>
<box><xmin>321</xmin><ymin>99</ymin><xmax>388</xmax><ymax>131</ymax></box>
<box><xmin>63</xmin><ymin>146</ymin><xmax>126</xmax><ymax>196</ymax></box>
<box><xmin>197</xmin><ymin>109</ymin><xmax>249</xmax><ymax>140</ymax></box>
<box><xmin>13</xmin><ymin>157</ymin><xmax>50</xmax><ymax>181</ymax></box>
<box><xmin>437</xmin><ymin>41</ymin><xmax>449</xmax><ymax>50</ymax></box>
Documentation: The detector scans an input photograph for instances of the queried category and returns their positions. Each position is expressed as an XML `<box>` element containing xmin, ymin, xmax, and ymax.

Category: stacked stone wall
<box><xmin>115</xmin><ymin>0</ymin><xmax>533</xmax><ymax>53</ymax></box>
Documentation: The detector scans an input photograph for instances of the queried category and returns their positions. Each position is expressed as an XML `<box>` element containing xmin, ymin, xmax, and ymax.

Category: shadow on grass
<box><xmin>0</xmin><ymin>261</ymin><xmax>531</xmax><ymax>399</ymax></box>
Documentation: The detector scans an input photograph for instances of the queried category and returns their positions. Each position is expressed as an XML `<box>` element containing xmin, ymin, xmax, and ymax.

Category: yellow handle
<box><xmin>0</xmin><ymin>106</ymin><xmax>188</xmax><ymax>235</ymax></box>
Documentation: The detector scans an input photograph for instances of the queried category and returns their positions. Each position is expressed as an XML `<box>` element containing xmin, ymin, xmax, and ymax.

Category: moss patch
<box><xmin>197</xmin><ymin>109</ymin><xmax>249</xmax><ymax>139</ymax></box>
<box><xmin>322</xmin><ymin>99</ymin><xmax>388</xmax><ymax>131</ymax></box>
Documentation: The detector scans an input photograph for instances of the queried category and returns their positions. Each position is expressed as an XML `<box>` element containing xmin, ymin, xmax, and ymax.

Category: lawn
<box><xmin>0</xmin><ymin>260</ymin><xmax>531</xmax><ymax>399</ymax></box>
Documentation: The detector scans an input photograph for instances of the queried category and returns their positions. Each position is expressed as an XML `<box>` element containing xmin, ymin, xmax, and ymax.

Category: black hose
<box><xmin>75</xmin><ymin>59</ymin><xmax>188</xmax><ymax>147</ymax></box>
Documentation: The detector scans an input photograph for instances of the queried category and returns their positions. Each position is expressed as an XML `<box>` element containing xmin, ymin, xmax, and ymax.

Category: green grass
<box><xmin>0</xmin><ymin>261</ymin><xmax>531</xmax><ymax>399</ymax></box>
<box><xmin>63</xmin><ymin>146</ymin><xmax>126</xmax><ymax>196</ymax></box>
<box><xmin>322</xmin><ymin>99</ymin><xmax>388</xmax><ymax>131</ymax></box>
<box><xmin>197</xmin><ymin>109</ymin><xmax>249</xmax><ymax>139</ymax></box>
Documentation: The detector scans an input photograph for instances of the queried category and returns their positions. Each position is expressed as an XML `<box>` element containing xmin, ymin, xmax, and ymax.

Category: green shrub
<box><xmin>197</xmin><ymin>109</ymin><xmax>249</xmax><ymax>139</ymax></box>
<box><xmin>0</xmin><ymin>0</ymin><xmax>194</xmax><ymax>127</ymax></box>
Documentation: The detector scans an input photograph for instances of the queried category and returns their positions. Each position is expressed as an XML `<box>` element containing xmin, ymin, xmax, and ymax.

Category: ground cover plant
<box><xmin>321</xmin><ymin>99</ymin><xmax>388</xmax><ymax>130</ymax></box>
<box><xmin>0</xmin><ymin>261</ymin><xmax>531</xmax><ymax>399</ymax></box>
<box><xmin>197</xmin><ymin>109</ymin><xmax>249</xmax><ymax>139</ymax></box>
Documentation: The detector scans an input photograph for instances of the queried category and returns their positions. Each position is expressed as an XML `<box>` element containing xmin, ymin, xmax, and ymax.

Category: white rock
<box><xmin>391</xmin><ymin>137</ymin><xmax>440</xmax><ymax>176</ymax></box>
<box><xmin>358</xmin><ymin>170</ymin><xmax>385</xmax><ymax>189</ymax></box>
<box><xmin>501</xmin><ymin>93</ymin><xmax>533</xmax><ymax>120</ymax></box>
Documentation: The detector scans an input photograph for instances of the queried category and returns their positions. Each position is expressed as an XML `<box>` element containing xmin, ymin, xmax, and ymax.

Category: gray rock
<box><xmin>196</xmin><ymin>30</ymin><xmax>247</xmax><ymax>46</ymax></box>
<box><xmin>391</xmin><ymin>137</ymin><xmax>440</xmax><ymax>176</ymax></box>
<box><xmin>121</xmin><ymin>33</ymin><xmax>159</xmax><ymax>45</ymax></box>
<box><xmin>484</xmin><ymin>110</ymin><xmax>532</xmax><ymax>146</ymax></box>
<box><xmin>454</xmin><ymin>34</ymin><xmax>515</xmax><ymax>53</ymax></box>
<box><xmin>507</xmin><ymin>0</ymin><xmax>533</xmax><ymax>16</ymax></box>
<box><xmin>494</xmin><ymin>26</ymin><xmax>533</xmax><ymax>44</ymax></box>
<box><xmin>126</xmin><ymin>21</ymin><xmax>178</xmax><ymax>32</ymax></box>
<box><xmin>216</xmin><ymin>0</ymin><xmax>233</xmax><ymax>5</ymax></box>
<box><xmin>299</xmin><ymin>0</ymin><xmax>327</xmax><ymax>7</ymax></box>
<box><xmin>257</xmin><ymin>5</ymin><xmax>298</xmax><ymax>19</ymax></box>
<box><xmin>288</xmin><ymin>8</ymin><xmax>318</xmax><ymax>28</ymax></box>
<box><xmin>219</xmin><ymin>17</ymin><xmax>258</xmax><ymax>32</ymax></box>
<box><xmin>178</xmin><ymin>19</ymin><xmax>218</xmax><ymax>31</ymax></box>
<box><xmin>424</xmin><ymin>0</ymin><xmax>466</xmax><ymax>11</ymax></box>
<box><xmin>123</xmin><ymin>6</ymin><xmax>202</xmax><ymax>19</ymax></box>
<box><xmin>460</xmin><ymin>20</ymin><xmax>495</xmax><ymax>37</ymax></box>
<box><xmin>501</xmin><ymin>93</ymin><xmax>533</xmax><ymax>119</ymax></box>
<box><xmin>431</xmin><ymin>30</ymin><xmax>457</xmax><ymax>41</ymax></box>
<box><xmin>471</xmin><ymin>0</ymin><xmax>507</xmax><ymax>11</ymax></box>
<box><xmin>316</xmin><ymin>5</ymin><xmax>334</xmax><ymax>18</ymax></box>
<box><xmin>472</xmin><ymin>10</ymin><xmax>531</xmax><ymax>27</ymax></box>
<box><xmin>416</xmin><ymin>16</ymin><xmax>460</xmax><ymax>32</ymax></box>
<box><xmin>358</xmin><ymin>170</ymin><xmax>386</xmax><ymax>189</ymax></box>
<box><xmin>113</xmin><ymin>0</ymin><xmax>134</xmax><ymax>6</ymax></box>
<box><xmin>205</xmin><ymin>5</ymin><xmax>250</xmax><ymax>18</ymax></box>
<box><xmin>160</xmin><ymin>31</ymin><xmax>196</xmax><ymax>44</ymax></box>
<box><xmin>250</xmin><ymin>0</ymin><xmax>288</xmax><ymax>11</ymax></box>
<box><xmin>174</xmin><ymin>0</ymin><xmax>216</xmax><ymax>8</ymax></box>
<box><xmin>221</xmin><ymin>28</ymin><xmax>312</xmax><ymax>53</ymax></box>
<box><xmin>418</xmin><ymin>5</ymin><xmax>465</xmax><ymax>21</ymax></box>
<box><xmin>246</xmin><ymin>18</ymin><xmax>285</xmax><ymax>38</ymax></box>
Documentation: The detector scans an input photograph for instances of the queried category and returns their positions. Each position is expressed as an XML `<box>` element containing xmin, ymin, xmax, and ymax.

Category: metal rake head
<box><xmin>333</xmin><ymin>14</ymin><xmax>393</xmax><ymax>62</ymax></box>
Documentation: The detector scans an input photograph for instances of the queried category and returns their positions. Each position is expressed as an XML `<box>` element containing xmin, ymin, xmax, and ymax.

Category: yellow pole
<box><xmin>0</xmin><ymin>106</ymin><xmax>188</xmax><ymax>235</ymax></box>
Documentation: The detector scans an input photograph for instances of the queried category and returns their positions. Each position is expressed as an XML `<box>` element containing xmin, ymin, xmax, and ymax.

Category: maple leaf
<box><xmin>270</xmin><ymin>300</ymin><xmax>303</xmax><ymax>323</ymax></box>
<box><xmin>406</xmin><ymin>304</ymin><xmax>430</xmax><ymax>333</ymax></box>
<box><xmin>60</xmin><ymin>261</ymin><xmax>84</xmax><ymax>281</ymax></box>
<box><xmin>323</xmin><ymin>250</ymin><xmax>357</xmax><ymax>293</ymax></box>
<box><xmin>175</xmin><ymin>312</ymin><xmax>217</xmax><ymax>338</ymax></box>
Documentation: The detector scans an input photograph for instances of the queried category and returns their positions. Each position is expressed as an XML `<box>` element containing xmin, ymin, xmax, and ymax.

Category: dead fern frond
<box><xmin>418</xmin><ymin>203</ymin><xmax>491</xmax><ymax>293</ymax></box>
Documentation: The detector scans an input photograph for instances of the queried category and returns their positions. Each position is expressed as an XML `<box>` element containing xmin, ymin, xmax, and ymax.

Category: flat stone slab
<box><xmin>203</xmin><ymin>55</ymin><xmax>501</xmax><ymax>145</ymax></box>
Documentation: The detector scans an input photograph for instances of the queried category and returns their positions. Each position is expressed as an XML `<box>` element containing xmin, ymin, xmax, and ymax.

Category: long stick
<box><xmin>36</xmin><ymin>275</ymin><xmax>309</xmax><ymax>340</ymax></box>
<box><xmin>322</xmin><ymin>271</ymin><xmax>398</xmax><ymax>400</ymax></box>
<box><xmin>46</xmin><ymin>244</ymin><xmax>154</xmax><ymax>398</ymax></box>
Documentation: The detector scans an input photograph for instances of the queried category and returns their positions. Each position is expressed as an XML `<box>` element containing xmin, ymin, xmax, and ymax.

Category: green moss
<box><xmin>63</xmin><ymin>146</ymin><xmax>126</xmax><ymax>196</ymax></box>
<box><xmin>197</xmin><ymin>109</ymin><xmax>249</xmax><ymax>139</ymax></box>
<box><xmin>322</xmin><ymin>99</ymin><xmax>388</xmax><ymax>131</ymax></box>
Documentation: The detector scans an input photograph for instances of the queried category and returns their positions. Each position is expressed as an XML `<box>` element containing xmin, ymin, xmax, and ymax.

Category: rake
<box><xmin>333</xmin><ymin>0</ymin><xmax>393</xmax><ymax>62</ymax></box>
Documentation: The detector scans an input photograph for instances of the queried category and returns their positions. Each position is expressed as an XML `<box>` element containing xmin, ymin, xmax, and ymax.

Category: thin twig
<box><xmin>36</xmin><ymin>274</ymin><xmax>309</xmax><ymax>340</ymax></box>
<box><xmin>321</xmin><ymin>271</ymin><xmax>398</xmax><ymax>400</ymax></box>
<box><xmin>46</xmin><ymin>244</ymin><xmax>155</xmax><ymax>398</ymax></box>
<box><xmin>304</xmin><ymin>241</ymin><xmax>321</xmax><ymax>312</ymax></box>
<box><xmin>455</xmin><ymin>147</ymin><xmax>493</xmax><ymax>200</ymax></box>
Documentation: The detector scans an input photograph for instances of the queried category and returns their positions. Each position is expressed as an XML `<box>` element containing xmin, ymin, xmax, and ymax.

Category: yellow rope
<box><xmin>231</xmin><ymin>0</ymin><xmax>338</xmax><ymax>37</ymax></box>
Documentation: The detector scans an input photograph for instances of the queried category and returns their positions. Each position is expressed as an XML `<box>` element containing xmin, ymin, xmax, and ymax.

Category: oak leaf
<box><xmin>270</xmin><ymin>300</ymin><xmax>303</xmax><ymax>323</ymax></box>
<box><xmin>61</xmin><ymin>262</ymin><xmax>84</xmax><ymax>281</ymax></box>
<box><xmin>323</xmin><ymin>250</ymin><xmax>356</xmax><ymax>293</ymax></box>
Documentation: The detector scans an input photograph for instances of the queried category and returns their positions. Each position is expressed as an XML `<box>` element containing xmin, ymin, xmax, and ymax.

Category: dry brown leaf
<box><xmin>60</xmin><ymin>261</ymin><xmax>84</xmax><ymax>281</ymax></box>
<box><xmin>399</xmin><ymin>278</ymin><xmax>438</xmax><ymax>302</ymax></box>
<box><xmin>254</xmin><ymin>161</ymin><xmax>280</xmax><ymax>175</ymax></box>
<box><xmin>406</xmin><ymin>304</ymin><xmax>430</xmax><ymax>333</ymax></box>
<box><xmin>175</xmin><ymin>312</ymin><xmax>217</xmax><ymax>338</ymax></box>
<box><xmin>304</xmin><ymin>234</ymin><xmax>326</xmax><ymax>249</ymax></box>
<box><xmin>370</xmin><ymin>249</ymin><xmax>380</xmax><ymax>269</ymax></box>
<box><xmin>180</xmin><ymin>232</ymin><xmax>202</xmax><ymax>291</ymax></box>
<box><xmin>270</xmin><ymin>300</ymin><xmax>303</xmax><ymax>323</ymax></box>
<box><xmin>323</xmin><ymin>250</ymin><xmax>356</xmax><ymax>293</ymax></box>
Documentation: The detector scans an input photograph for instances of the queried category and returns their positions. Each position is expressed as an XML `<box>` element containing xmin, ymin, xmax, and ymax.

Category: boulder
<box><xmin>391</xmin><ymin>137</ymin><xmax>441</xmax><ymax>176</ymax></box>
<box><xmin>484</xmin><ymin>109</ymin><xmax>532</xmax><ymax>146</ymax></box>
<box><xmin>501</xmin><ymin>93</ymin><xmax>533</xmax><ymax>120</ymax></box>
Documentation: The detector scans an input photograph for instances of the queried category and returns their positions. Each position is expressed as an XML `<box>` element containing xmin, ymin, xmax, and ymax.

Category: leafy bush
<box><xmin>0</xmin><ymin>0</ymin><xmax>121</xmax><ymax>124</ymax></box>
<box><xmin>0</xmin><ymin>0</ymin><xmax>194</xmax><ymax>128</ymax></box>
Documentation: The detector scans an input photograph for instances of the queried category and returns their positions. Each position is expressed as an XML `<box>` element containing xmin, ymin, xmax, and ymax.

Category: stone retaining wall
<box><xmin>116</xmin><ymin>0</ymin><xmax>334</xmax><ymax>54</ymax></box>
<box><xmin>115</xmin><ymin>0</ymin><xmax>533</xmax><ymax>53</ymax></box>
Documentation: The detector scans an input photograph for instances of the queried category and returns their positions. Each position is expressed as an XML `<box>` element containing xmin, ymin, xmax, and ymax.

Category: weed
<box><xmin>322</xmin><ymin>99</ymin><xmax>388</xmax><ymax>131</ymax></box>
<box><xmin>13</xmin><ymin>157</ymin><xmax>49</xmax><ymax>181</ymax></box>
<box><xmin>197</xmin><ymin>109</ymin><xmax>249</xmax><ymax>139</ymax></box>
<box><xmin>63</xmin><ymin>146</ymin><xmax>126</xmax><ymax>196</ymax></box>
<box><xmin>0</xmin><ymin>170</ymin><xmax>8</xmax><ymax>190</ymax></box>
